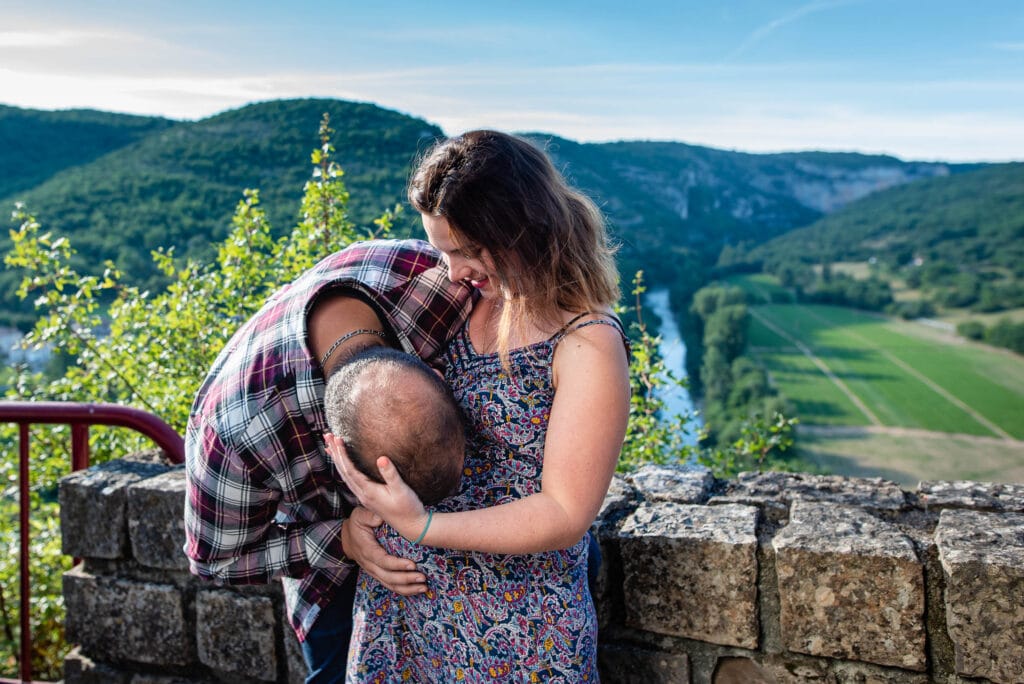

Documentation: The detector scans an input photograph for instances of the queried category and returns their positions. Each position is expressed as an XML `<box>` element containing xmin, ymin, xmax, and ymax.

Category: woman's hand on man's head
<box><xmin>324</xmin><ymin>433</ymin><xmax>430</xmax><ymax>543</ymax></box>
<box><xmin>324</xmin><ymin>433</ymin><xmax>369</xmax><ymax>505</ymax></box>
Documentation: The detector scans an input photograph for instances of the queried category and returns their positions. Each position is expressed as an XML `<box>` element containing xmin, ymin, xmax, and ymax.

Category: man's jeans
<box><xmin>300</xmin><ymin>570</ymin><xmax>358</xmax><ymax>684</ymax></box>
<box><xmin>586</xmin><ymin>531</ymin><xmax>602</xmax><ymax>592</ymax></box>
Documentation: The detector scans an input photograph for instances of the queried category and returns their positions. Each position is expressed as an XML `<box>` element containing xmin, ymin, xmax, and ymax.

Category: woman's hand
<box><xmin>325</xmin><ymin>433</ymin><xmax>431</xmax><ymax>543</ymax></box>
<box><xmin>341</xmin><ymin>507</ymin><xmax>427</xmax><ymax>595</ymax></box>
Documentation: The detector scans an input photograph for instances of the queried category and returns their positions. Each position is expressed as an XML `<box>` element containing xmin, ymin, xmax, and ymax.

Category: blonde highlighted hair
<box><xmin>408</xmin><ymin>130</ymin><xmax>619</xmax><ymax>364</ymax></box>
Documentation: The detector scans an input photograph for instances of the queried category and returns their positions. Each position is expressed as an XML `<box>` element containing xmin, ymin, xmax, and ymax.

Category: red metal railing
<box><xmin>0</xmin><ymin>401</ymin><xmax>184</xmax><ymax>684</ymax></box>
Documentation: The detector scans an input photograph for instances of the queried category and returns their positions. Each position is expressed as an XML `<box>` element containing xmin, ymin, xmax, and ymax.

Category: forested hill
<box><xmin>0</xmin><ymin>99</ymin><xmax>443</xmax><ymax>327</ymax></box>
<box><xmin>750</xmin><ymin>163</ymin><xmax>1024</xmax><ymax>281</ymax></box>
<box><xmin>0</xmin><ymin>97</ymin><xmax>973</xmax><ymax>327</ymax></box>
<box><xmin>2</xmin><ymin>99</ymin><xmax>442</xmax><ymax>274</ymax></box>
<box><xmin>0</xmin><ymin>105</ymin><xmax>175</xmax><ymax>199</ymax></box>
<box><xmin>533</xmin><ymin>138</ymin><xmax>967</xmax><ymax>284</ymax></box>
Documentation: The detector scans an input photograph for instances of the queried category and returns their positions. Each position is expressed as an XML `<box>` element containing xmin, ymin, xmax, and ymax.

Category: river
<box><xmin>644</xmin><ymin>288</ymin><xmax>701</xmax><ymax>445</ymax></box>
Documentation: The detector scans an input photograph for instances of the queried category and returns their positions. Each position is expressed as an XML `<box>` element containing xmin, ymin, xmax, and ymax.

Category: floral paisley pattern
<box><xmin>346</xmin><ymin>317</ymin><xmax>623</xmax><ymax>683</ymax></box>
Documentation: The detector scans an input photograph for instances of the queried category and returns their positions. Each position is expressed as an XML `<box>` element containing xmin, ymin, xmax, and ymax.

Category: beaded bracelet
<box><xmin>320</xmin><ymin>328</ymin><xmax>388</xmax><ymax>367</ymax></box>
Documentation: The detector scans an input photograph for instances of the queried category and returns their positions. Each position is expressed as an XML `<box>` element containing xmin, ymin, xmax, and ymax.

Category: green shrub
<box><xmin>0</xmin><ymin>114</ymin><xmax>366</xmax><ymax>678</ymax></box>
<box><xmin>956</xmin><ymin>319</ymin><xmax>986</xmax><ymax>341</ymax></box>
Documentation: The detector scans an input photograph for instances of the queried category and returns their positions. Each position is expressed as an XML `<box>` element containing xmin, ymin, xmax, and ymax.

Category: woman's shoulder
<box><xmin>549</xmin><ymin>311</ymin><xmax>630</xmax><ymax>390</ymax></box>
<box><xmin>549</xmin><ymin>309</ymin><xmax>626</xmax><ymax>343</ymax></box>
<box><xmin>550</xmin><ymin>309</ymin><xmax>628</xmax><ymax>362</ymax></box>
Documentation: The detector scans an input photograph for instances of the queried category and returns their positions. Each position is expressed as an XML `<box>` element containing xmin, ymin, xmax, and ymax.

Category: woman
<box><xmin>327</xmin><ymin>130</ymin><xmax>630</xmax><ymax>681</ymax></box>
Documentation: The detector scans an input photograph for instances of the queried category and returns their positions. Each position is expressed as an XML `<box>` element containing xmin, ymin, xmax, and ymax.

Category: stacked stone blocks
<box><xmin>60</xmin><ymin>453</ymin><xmax>307</xmax><ymax>683</ymax></box>
<box><xmin>60</xmin><ymin>456</ymin><xmax>1024</xmax><ymax>683</ymax></box>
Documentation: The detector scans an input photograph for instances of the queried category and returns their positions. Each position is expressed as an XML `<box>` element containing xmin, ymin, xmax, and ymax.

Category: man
<box><xmin>184</xmin><ymin>239</ymin><xmax>474</xmax><ymax>683</ymax></box>
<box><xmin>323</xmin><ymin>346</ymin><xmax>465</xmax><ymax>505</ymax></box>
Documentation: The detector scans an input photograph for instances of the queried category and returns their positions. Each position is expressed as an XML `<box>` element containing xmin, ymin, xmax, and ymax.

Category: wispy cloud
<box><xmin>0</xmin><ymin>26</ymin><xmax>221</xmax><ymax>79</ymax></box>
<box><xmin>724</xmin><ymin>0</ymin><xmax>864</xmax><ymax>61</ymax></box>
<box><xmin>0</xmin><ymin>30</ymin><xmax>93</xmax><ymax>48</ymax></box>
<box><xmin>1</xmin><ymin>2</ymin><xmax>1020</xmax><ymax>162</ymax></box>
<box><xmin>3</xmin><ymin>59</ymin><xmax>1021</xmax><ymax>161</ymax></box>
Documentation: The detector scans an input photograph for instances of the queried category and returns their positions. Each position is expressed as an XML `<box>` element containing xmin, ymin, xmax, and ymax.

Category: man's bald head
<box><xmin>324</xmin><ymin>347</ymin><xmax>465</xmax><ymax>505</ymax></box>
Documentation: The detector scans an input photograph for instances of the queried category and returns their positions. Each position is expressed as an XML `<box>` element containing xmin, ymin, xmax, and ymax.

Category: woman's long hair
<box><xmin>409</xmin><ymin>130</ymin><xmax>619</xmax><ymax>365</ymax></box>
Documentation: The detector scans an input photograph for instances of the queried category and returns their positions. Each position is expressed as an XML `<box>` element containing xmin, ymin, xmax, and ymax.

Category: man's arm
<box><xmin>306</xmin><ymin>291</ymin><xmax>432</xmax><ymax>595</ymax></box>
<box><xmin>183</xmin><ymin>421</ymin><xmax>349</xmax><ymax>583</ymax></box>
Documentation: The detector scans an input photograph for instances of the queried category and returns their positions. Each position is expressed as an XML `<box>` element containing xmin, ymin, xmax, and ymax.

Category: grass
<box><xmin>816</xmin><ymin>261</ymin><xmax>874</xmax><ymax>280</ymax></box>
<box><xmin>722</xmin><ymin>273</ymin><xmax>793</xmax><ymax>304</ymax></box>
<box><xmin>748</xmin><ymin>346</ymin><xmax>869</xmax><ymax>426</ymax></box>
<box><xmin>749</xmin><ymin>302</ymin><xmax>1024</xmax><ymax>439</ymax></box>
<box><xmin>938</xmin><ymin>306</ymin><xmax>1024</xmax><ymax>326</ymax></box>
<box><xmin>796</xmin><ymin>427</ymin><xmax>1024</xmax><ymax>487</ymax></box>
<box><xmin>726</xmin><ymin>273</ymin><xmax>1024</xmax><ymax>483</ymax></box>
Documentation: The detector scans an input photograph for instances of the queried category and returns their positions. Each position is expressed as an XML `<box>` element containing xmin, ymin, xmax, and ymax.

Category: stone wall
<box><xmin>59</xmin><ymin>453</ymin><xmax>1024</xmax><ymax>683</ymax></box>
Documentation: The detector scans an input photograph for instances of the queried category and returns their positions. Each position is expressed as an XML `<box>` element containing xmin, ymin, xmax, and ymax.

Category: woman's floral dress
<box><xmin>345</xmin><ymin>315</ymin><xmax>625</xmax><ymax>683</ymax></box>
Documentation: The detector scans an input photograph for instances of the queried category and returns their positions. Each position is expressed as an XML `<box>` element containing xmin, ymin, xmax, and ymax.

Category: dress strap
<box><xmin>549</xmin><ymin>311</ymin><xmax>595</xmax><ymax>340</ymax></box>
<box><xmin>548</xmin><ymin>312</ymin><xmax>630</xmax><ymax>355</ymax></box>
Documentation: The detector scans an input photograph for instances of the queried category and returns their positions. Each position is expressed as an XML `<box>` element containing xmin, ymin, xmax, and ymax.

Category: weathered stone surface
<box><xmin>591</xmin><ymin>476</ymin><xmax>636</xmax><ymax>631</ymax></box>
<box><xmin>128</xmin><ymin>467</ymin><xmax>189</xmax><ymax>569</ymax></box>
<box><xmin>752</xmin><ymin>654</ymin><xmax>833</xmax><ymax>683</ymax></box>
<box><xmin>598</xmin><ymin>475</ymin><xmax>634</xmax><ymax>518</ymax></box>
<box><xmin>711</xmin><ymin>494</ymin><xmax>791</xmax><ymax>525</ymax></box>
<box><xmin>281</xmin><ymin>595</ymin><xmax>308</xmax><ymax>684</ymax></box>
<box><xmin>831</xmin><ymin>660</ymin><xmax>930</xmax><ymax>683</ymax></box>
<box><xmin>918</xmin><ymin>537</ymin><xmax>958</xmax><ymax>682</ymax></box>
<box><xmin>716</xmin><ymin>471</ymin><xmax>908</xmax><ymax>513</ymax></box>
<box><xmin>773</xmin><ymin>501</ymin><xmax>926</xmax><ymax>671</ymax></box>
<box><xmin>935</xmin><ymin>509</ymin><xmax>1024</xmax><ymax>683</ymax></box>
<box><xmin>58</xmin><ymin>459</ymin><xmax>1024</xmax><ymax>683</ymax></box>
<box><xmin>620</xmin><ymin>502</ymin><xmax>759</xmax><ymax>648</ymax></box>
<box><xmin>60</xmin><ymin>457</ymin><xmax>172</xmax><ymax>559</ymax></box>
<box><xmin>712</xmin><ymin>657</ymin><xmax>773</xmax><ymax>683</ymax></box>
<box><xmin>64</xmin><ymin>646</ymin><xmax>132</xmax><ymax>684</ymax></box>
<box><xmin>590</xmin><ymin>533</ymin><xmax>614</xmax><ymax>630</ymax></box>
<box><xmin>595</xmin><ymin>525</ymin><xmax>635</xmax><ymax>633</ymax></box>
<box><xmin>594</xmin><ymin>474</ymin><xmax>638</xmax><ymax>532</ymax></box>
<box><xmin>196</xmin><ymin>589</ymin><xmax>278</xmax><ymax>681</ymax></box>
<box><xmin>63</xmin><ymin>565</ymin><xmax>191</xmax><ymax>665</ymax></box>
<box><xmin>919</xmin><ymin>479</ymin><xmax>1024</xmax><ymax>513</ymax></box>
<box><xmin>598</xmin><ymin>644</ymin><xmax>689</xmax><ymax>684</ymax></box>
<box><xmin>627</xmin><ymin>463</ymin><xmax>715</xmax><ymax>504</ymax></box>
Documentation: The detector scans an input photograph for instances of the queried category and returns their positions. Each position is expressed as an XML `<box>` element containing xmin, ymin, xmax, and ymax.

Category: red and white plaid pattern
<box><xmin>184</xmin><ymin>239</ymin><xmax>473</xmax><ymax>640</ymax></box>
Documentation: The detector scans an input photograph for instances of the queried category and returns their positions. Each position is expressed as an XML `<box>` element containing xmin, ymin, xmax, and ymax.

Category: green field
<box><xmin>939</xmin><ymin>306</ymin><xmax>1024</xmax><ymax>326</ymax></box>
<box><xmin>795</xmin><ymin>426</ymin><xmax>1024</xmax><ymax>487</ymax></box>
<box><xmin>722</xmin><ymin>273</ymin><xmax>794</xmax><ymax>304</ymax></box>
<box><xmin>750</xmin><ymin>302</ymin><xmax>1024</xmax><ymax>439</ymax></box>
<box><xmin>729</xmin><ymin>274</ymin><xmax>1024</xmax><ymax>484</ymax></box>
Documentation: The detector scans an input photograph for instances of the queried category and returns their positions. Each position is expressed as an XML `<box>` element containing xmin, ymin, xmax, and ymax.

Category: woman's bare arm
<box><xmin>328</xmin><ymin>321</ymin><xmax>630</xmax><ymax>554</ymax></box>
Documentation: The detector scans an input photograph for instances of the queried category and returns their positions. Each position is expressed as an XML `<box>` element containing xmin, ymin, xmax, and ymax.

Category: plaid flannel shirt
<box><xmin>184</xmin><ymin>239</ymin><xmax>473</xmax><ymax>641</ymax></box>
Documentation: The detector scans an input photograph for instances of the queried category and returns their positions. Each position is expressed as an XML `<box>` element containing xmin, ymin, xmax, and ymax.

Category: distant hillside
<box><xmin>0</xmin><ymin>97</ymin><xmax>982</xmax><ymax>327</ymax></box>
<box><xmin>536</xmin><ymin>138</ymin><xmax>960</xmax><ymax>280</ymax></box>
<box><xmin>3</xmin><ymin>98</ymin><xmax>440</xmax><ymax>265</ymax></box>
<box><xmin>0</xmin><ymin>105</ymin><xmax>175</xmax><ymax>199</ymax></box>
<box><xmin>750</xmin><ymin>163</ymin><xmax>1024</xmax><ymax>311</ymax></box>
<box><xmin>0</xmin><ymin>99</ymin><xmax>441</xmax><ymax>327</ymax></box>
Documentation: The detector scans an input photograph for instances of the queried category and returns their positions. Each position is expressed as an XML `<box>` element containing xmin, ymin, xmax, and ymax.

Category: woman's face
<box><xmin>421</xmin><ymin>213</ymin><xmax>499</xmax><ymax>299</ymax></box>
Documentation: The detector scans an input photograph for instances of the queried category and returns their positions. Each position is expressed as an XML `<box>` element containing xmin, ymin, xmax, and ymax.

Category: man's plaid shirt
<box><xmin>184</xmin><ymin>239</ymin><xmax>473</xmax><ymax>641</ymax></box>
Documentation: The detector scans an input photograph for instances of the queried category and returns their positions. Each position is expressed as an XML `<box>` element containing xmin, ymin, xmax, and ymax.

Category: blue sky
<box><xmin>2</xmin><ymin>0</ymin><xmax>1022</xmax><ymax>161</ymax></box>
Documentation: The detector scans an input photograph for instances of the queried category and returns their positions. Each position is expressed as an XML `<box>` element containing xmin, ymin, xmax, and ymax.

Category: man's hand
<box><xmin>342</xmin><ymin>506</ymin><xmax>427</xmax><ymax>596</ymax></box>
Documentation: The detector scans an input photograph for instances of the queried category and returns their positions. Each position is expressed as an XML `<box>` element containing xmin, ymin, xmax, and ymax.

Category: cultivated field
<box><xmin>734</xmin><ymin>283</ymin><xmax>1024</xmax><ymax>484</ymax></box>
<box><xmin>796</xmin><ymin>425</ymin><xmax>1024</xmax><ymax>488</ymax></box>
<box><xmin>938</xmin><ymin>306</ymin><xmax>1024</xmax><ymax>326</ymax></box>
